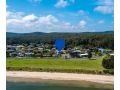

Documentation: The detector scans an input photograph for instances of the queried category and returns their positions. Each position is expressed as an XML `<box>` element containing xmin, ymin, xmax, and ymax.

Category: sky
<box><xmin>6</xmin><ymin>0</ymin><xmax>114</xmax><ymax>33</ymax></box>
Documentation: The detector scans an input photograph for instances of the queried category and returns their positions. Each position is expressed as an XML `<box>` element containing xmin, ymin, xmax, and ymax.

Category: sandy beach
<box><xmin>6</xmin><ymin>71</ymin><xmax>114</xmax><ymax>85</ymax></box>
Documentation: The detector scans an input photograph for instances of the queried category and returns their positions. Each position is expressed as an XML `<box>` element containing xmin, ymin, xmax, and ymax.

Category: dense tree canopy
<box><xmin>102</xmin><ymin>54</ymin><xmax>114</xmax><ymax>69</ymax></box>
<box><xmin>6</xmin><ymin>32</ymin><xmax>114</xmax><ymax>50</ymax></box>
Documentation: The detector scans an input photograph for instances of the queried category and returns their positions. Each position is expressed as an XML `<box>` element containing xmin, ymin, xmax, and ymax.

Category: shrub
<box><xmin>6</xmin><ymin>52</ymin><xmax>10</xmax><ymax>57</ymax></box>
<box><xmin>97</xmin><ymin>51</ymin><xmax>102</xmax><ymax>56</ymax></box>
<box><xmin>6</xmin><ymin>67</ymin><xmax>104</xmax><ymax>74</ymax></box>
<box><xmin>103</xmin><ymin>69</ymin><xmax>114</xmax><ymax>75</ymax></box>
<box><xmin>88</xmin><ymin>51</ymin><xmax>92</xmax><ymax>59</ymax></box>
<box><xmin>102</xmin><ymin>54</ymin><xmax>114</xmax><ymax>69</ymax></box>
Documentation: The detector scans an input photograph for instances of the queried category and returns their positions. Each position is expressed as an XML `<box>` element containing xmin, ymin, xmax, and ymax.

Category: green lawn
<box><xmin>7</xmin><ymin>57</ymin><xmax>111</xmax><ymax>74</ymax></box>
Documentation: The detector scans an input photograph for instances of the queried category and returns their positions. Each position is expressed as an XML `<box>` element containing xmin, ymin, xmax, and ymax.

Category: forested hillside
<box><xmin>6</xmin><ymin>31</ymin><xmax>114</xmax><ymax>50</ymax></box>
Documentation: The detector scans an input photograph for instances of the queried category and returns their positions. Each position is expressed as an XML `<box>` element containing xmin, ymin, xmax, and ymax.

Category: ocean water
<box><xmin>7</xmin><ymin>81</ymin><xmax>112</xmax><ymax>90</ymax></box>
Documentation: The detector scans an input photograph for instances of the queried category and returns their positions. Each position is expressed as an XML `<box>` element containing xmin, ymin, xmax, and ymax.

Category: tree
<box><xmin>97</xmin><ymin>51</ymin><xmax>102</xmax><ymax>56</ymax></box>
<box><xmin>88</xmin><ymin>51</ymin><xmax>92</xmax><ymax>59</ymax></box>
<box><xmin>6</xmin><ymin>52</ymin><xmax>10</xmax><ymax>57</ymax></box>
<box><xmin>7</xmin><ymin>32</ymin><xmax>114</xmax><ymax>50</ymax></box>
<box><xmin>102</xmin><ymin>54</ymin><xmax>114</xmax><ymax>69</ymax></box>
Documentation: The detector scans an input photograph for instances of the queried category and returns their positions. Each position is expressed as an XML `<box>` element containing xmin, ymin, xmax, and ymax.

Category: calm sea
<box><xmin>7</xmin><ymin>81</ymin><xmax>112</xmax><ymax>90</ymax></box>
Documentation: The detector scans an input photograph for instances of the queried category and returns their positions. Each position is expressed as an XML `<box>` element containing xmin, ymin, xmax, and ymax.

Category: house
<box><xmin>18</xmin><ymin>52</ymin><xmax>25</xmax><ymax>57</ymax></box>
<box><xmin>6</xmin><ymin>45</ymin><xmax>17</xmax><ymax>52</ymax></box>
<box><xmin>62</xmin><ymin>54</ymin><xmax>71</xmax><ymax>59</ymax></box>
<box><xmin>9</xmin><ymin>52</ymin><xmax>18</xmax><ymax>57</ymax></box>
<box><xmin>110</xmin><ymin>53</ymin><xmax>114</xmax><ymax>56</ymax></box>
<box><xmin>98</xmin><ymin>48</ymin><xmax>104</xmax><ymax>53</ymax></box>
<box><xmin>25</xmin><ymin>52</ymin><xmax>34</xmax><ymax>57</ymax></box>
<box><xmin>98</xmin><ymin>48</ymin><xmax>113</xmax><ymax>54</ymax></box>
<box><xmin>80</xmin><ymin>53</ymin><xmax>88</xmax><ymax>57</ymax></box>
<box><xmin>69</xmin><ymin>50</ymin><xmax>89</xmax><ymax>58</ymax></box>
<box><xmin>70</xmin><ymin>50</ymin><xmax>81</xmax><ymax>58</ymax></box>
<box><xmin>105</xmin><ymin>50</ymin><xmax>113</xmax><ymax>54</ymax></box>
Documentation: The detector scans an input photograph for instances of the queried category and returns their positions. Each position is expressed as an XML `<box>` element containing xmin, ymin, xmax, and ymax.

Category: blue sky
<box><xmin>7</xmin><ymin>0</ymin><xmax>114</xmax><ymax>33</ymax></box>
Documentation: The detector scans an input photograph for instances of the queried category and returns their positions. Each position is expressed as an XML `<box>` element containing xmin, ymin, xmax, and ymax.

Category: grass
<box><xmin>6</xmin><ymin>57</ymin><xmax>113</xmax><ymax>75</ymax></box>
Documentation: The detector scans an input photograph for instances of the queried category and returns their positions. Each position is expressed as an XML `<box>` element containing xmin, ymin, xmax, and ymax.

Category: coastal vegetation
<box><xmin>102</xmin><ymin>54</ymin><xmax>114</xmax><ymax>69</ymax></box>
<box><xmin>6</xmin><ymin>57</ymin><xmax>113</xmax><ymax>75</ymax></box>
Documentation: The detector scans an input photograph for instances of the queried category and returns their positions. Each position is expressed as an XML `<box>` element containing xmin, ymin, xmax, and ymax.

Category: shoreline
<box><xmin>6</xmin><ymin>71</ymin><xmax>114</xmax><ymax>85</ymax></box>
<box><xmin>7</xmin><ymin>77</ymin><xmax>114</xmax><ymax>90</ymax></box>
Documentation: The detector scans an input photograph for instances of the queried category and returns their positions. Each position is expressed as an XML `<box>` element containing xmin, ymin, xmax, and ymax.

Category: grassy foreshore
<box><xmin>6</xmin><ymin>57</ymin><xmax>113</xmax><ymax>75</ymax></box>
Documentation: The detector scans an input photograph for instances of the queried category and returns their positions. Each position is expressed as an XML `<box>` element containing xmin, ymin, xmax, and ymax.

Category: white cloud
<box><xmin>7</xmin><ymin>19</ymin><xmax>23</xmax><ymax>25</ymax></box>
<box><xmin>94</xmin><ymin>0</ymin><xmax>114</xmax><ymax>14</ymax></box>
<box><xmin>7</xmin><ymin>11</ymin><xmax>76</xmax><ymax>33</ymax></box>
<box><xmin>97</xmin><ymin>0</ymin><xmax>113</xmax><ymax>6</ymax></box>
<box><xmin>98</xmin><ymin>20</ymin><xmax>105</xmax><ymax>24</ymax></box>
<box><xmin>22</xmin><ymin>14</ymin><xmax>38</xmax><ymax>21</ymax></box>
<box><xmin>94</xmin><ymin>6</ymin><xmax>113</xmax><ymax>14</ymax></box>
<box><xmin>54</xmin><ymin>0</ymin><xmax>75</xmax><ymax>8</ymax></box>
<box><xmin>79</xmin><ymin>20</ymin><xmax>87</xmax><ymax>28</ymax></box>
<box><xmin>7</xmin><ymin>11</ymin><xmax>90</xmax><ymax>33</ymax></box>
<box><xmin>55</xmin><ymin>0</ymin><xmax>68</xmax><ymax>8</ymax></box>
<box><xmin>39</xmin><ymin>15</ymin><xmax>59</xmax><ymax>25</ymax></box>
<box><xmin>7</xmin><ymin>11</ymin><xmax>24</xmax><ymax>19</ymax></box>
<box><xmin>78</xmin><ymin>10</ymin><xmax>86</xmax><ymax>15</ymax></box>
